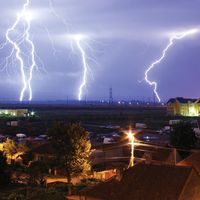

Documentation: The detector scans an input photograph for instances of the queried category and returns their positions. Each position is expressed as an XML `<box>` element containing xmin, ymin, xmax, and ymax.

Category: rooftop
<box><xmin>167</xmin><ymin>97</ymin><xmax>198</xmax><ymax>104</ymax></box>
<box><xmin>82</xmin><ymin>163</ymin><xmax>197</xmax><ymax>200</ymax></box>
<box><xmin>177</xmin><ymin>151</ymin><xmax>200</xmax><ymax>174</ymax></box>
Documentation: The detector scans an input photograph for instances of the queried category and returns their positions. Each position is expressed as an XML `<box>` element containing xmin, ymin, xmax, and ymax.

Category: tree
<box><xmin>48</xmin><ymin>122</ymin><xmax>91</xmax><ymax>195</ymax></box>
<box><xmin>3</xmin><ymin>139</ymin><xmax>29</xmax><ymax>163</ymax></box>
<box><xmin>3</xmin><ymin>138</ymin><xmax>18</xmax><ymax>163</ymax></box>
<box><xmin>170</xmin><ymin>122</ymin><xmax>197</xmax><ymax>157</ymax></box>
<box><xmin>0</xmin><ymin>152</ymin><xmax>10</xmax><ymax>187</ymax></box>
<box><xmin>22</xmin><ymin>150</ymin><xmax>34</xmax><ymax>166</ymax></box>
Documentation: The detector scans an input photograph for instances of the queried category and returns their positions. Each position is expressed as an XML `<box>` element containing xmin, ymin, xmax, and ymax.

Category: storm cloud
<box><xmin>0</xmin><ymin>0</ymin><xmax>200</xmax><ymax>101</ymax></box>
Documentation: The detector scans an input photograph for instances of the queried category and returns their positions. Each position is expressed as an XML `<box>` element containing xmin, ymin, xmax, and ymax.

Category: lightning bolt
<box><xmin>48</xmin><ymin>0</ymin><xmax>69</xmax><ymax>29</ymax></box>
<box><xmin>144</xmin><ymin>29</ymin><xmax>199</xmax><ymax>102</ymax></box>
<box><xmin>0</xmin><ymin>0</ymin><xmax>96</xmax><ymax>101</ymax></box>
<box><xmin>48</xmin><ymin>1</ymin><xmax>95</xmax><ymax>101</ymax></box>
<box><xmin>42</xmin><ymin>25</ymin><xmax>57</xmax><ymax>56</ymax></box>
<box><xmin>0</xmin><ymin>0</ymin><xmax>37</xmax><ymax>101</ymax></box>
<box><xmin>47</xmin><ymin>0</ymin><xmax>70</xmax><ymax>56</ymax></box>
<box><xmin>26</xmin><ymin>18</ymin><xmax>36</xmax><ymax>101</ymax></box>
<box><xmin>48</xmin><ymin>1</ymin><xmax>97</xmax><ymax>101</ymax></box>
<box><xmin>74</xmin><ymin>35</ymin><xmax>89</xmax><ymax>101</ymax></box>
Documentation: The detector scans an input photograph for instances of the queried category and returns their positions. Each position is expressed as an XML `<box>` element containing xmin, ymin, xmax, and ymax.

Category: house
<box><xmin>91</xmin><ymin>141</ymin><xmax>181</xmax><ymax>171</ymax></box>
<box><xmin>167</xmin><ymin>97</ymin><xmax>200</xmax><ymax>116</ymax></box>
<box><xmin>177</xmin><ymin>151</ymin><xmax>200</xmax><ymax>174</ymax></box>
<box><xmin>81</xmin><ymin>163</ymin><xmax>200</xmax><ymax>200</ymax></box>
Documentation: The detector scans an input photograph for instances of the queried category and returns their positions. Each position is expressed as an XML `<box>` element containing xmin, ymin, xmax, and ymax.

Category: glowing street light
<box><xmin>126</xmin><ymin>130</ymin><xmax>135</xmax><ymax>168</ymax></box>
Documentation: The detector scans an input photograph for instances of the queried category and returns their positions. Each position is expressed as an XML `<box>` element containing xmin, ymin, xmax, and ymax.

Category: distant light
<box><xmin>118</xmin><ymin>101</ymin><xmax>121</xmax><ymax>104</ymax></box>
<box><xmin>31</xmin><ymin>111</ymin><xmax>35</xmax><ymax>116</ymax></box>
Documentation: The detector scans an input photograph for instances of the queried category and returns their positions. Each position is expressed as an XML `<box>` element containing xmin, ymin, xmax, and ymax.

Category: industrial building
<box><xmin>0</xmin><ymin>109</ymin><xmax>28</xmax><ymax>117</ymax></box>
<box><xmin>167</xmin><ymin>97</ymin><xmax>200</xmax><ymax>117</ymax></box>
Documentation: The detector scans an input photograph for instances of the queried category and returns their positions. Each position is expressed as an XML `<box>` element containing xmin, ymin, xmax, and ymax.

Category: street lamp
<box><xmin>127</xmin><ymin>130</ymin><xmax>135</xmax><ymax>168</ymax></box>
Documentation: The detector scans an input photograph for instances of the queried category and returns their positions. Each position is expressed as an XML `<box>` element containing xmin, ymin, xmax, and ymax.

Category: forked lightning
<box><xmin>144</xmin><ymin>29</ymin><xmax>199</xmax><ymax>102</ymax></box>
<box><xmin>1</xmin><ymin>0</ymin><xmax>36</xmax><ymax>101</ymax></box>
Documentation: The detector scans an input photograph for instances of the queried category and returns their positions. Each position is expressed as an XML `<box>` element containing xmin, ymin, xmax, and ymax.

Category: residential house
<box><xmin>81</xmin><ymin>163</ymin><xmax>200</xmax><ymax>200</ymax></box>
<box><xmin>177</xmin><ymin>151</ymin><xmax>200</xmax><ymax>174</ymax></box>
<box><xmin>91</xmin><ymin>141</ymin><xmax>181</xmax><ymax>170</ymax></box>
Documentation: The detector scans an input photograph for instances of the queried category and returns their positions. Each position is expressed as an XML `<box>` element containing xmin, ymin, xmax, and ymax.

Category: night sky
<box><xmin>0</xmin><ymin>0</ymin><xmax>200</xmax><ymax>102</ymax></box>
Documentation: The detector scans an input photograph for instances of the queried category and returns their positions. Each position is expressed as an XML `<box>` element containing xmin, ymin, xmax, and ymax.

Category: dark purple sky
<box><xmin>0</xmin><ymin>0</ymin><xmax>200</xmax><ymax>102</ymax></box>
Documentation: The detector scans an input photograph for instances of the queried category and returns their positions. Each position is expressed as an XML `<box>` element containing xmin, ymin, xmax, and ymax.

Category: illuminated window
<box><xmin>189</xmin><ymin>106</ymin><xmax>198</xmax><ymax>116</ymax></box>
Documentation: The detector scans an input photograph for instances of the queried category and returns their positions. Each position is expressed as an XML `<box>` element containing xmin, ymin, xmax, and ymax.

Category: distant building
<box><xmin>167</xmin><ymin>97</ymin><xmax>200</xmax><ymax>116</ymax></box>
<box><xmin>7</xmin><ymin>121</ymin><xmax>19</xmax><ymax>126</ymax></box>
<box><xmin>0</xmin><ymin>109</ymin><xmax>28</xmax><ymax>117</ymax></box>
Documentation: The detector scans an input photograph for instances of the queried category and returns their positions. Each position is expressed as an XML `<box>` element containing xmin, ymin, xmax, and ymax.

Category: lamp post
<box><xmin>127</xmin><ymin>130</ymin><xmax>135</xmax><ymax>168</ymax></box>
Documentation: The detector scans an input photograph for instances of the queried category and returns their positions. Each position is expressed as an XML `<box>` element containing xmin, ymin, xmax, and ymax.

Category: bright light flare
<box><xmin>127</xmin><ymin>130</ymin><xmax>134</xmax><ymax>142</ymax></box>
<box><xmin>126</xmin><ymin>130</ymin><xmax>135</xmax><ymax>168</ymax></box>
<box><xmin>144</xmin><ymin>28</ymin><xmax>199</xmax><ymax>102</ymax></box>
<box><xmin>23</xmin><ymin>10</ymin><xmax>35</xmax><ymax>21</ymax></box>
<box><xmin>71</xmin><ymin>34</ymin><xmax>88</xmax><ymax>41</ymax></box>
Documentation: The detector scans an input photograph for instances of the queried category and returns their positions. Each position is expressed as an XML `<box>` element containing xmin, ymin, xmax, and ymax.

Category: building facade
<box><xmin>167</xmin><ymin>97</ymin><xmax>200</xmax><ymax>116</ymax></box>
<box><xmin>0</xmin><ymin>109</ymin><xmax>28</xmax><ymax>117</ymax></box>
